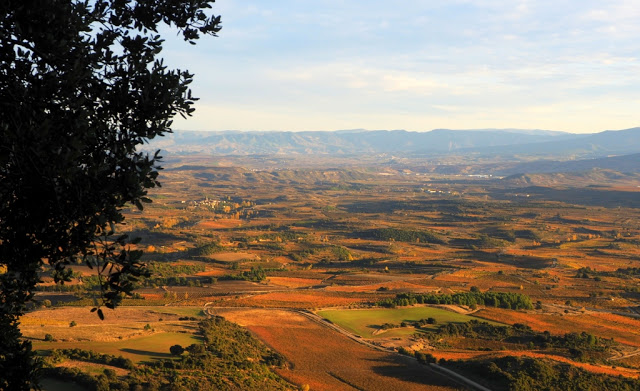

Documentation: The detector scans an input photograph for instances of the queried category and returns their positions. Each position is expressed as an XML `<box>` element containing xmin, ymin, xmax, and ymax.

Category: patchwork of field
<box><xmin>22</xmin><ymin>157</ymin><xmax>640</xmax><ymax>390</ymax></box>
<box><xmin>215</xmin><ymin>308</ymin><xmax>461</xmax><ymax>391</ymax></box>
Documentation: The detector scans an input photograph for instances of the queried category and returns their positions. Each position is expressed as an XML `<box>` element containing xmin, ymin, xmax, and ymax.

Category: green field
<box><xmin>317</xmin><ymin>306</ymin><xmax>492</xmax><ymax>338</ymax></box>
<box><xmin>35</xmin><ymin>332</ymin><xmax>201</xmax><ymax>363</ymax></box>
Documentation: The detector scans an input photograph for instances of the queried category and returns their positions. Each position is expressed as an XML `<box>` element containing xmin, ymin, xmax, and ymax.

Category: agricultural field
<box><xmin>22</xmin><ymin>306</ymin><xmax>204</xmax><ymax>362</ymax></box>
<box><xmin>317</xmin><ymin>306</ymin><xmax>489</xmax><ymax>338</ymax></box>
<box><xmin>20</xmin><ymin>154</ymin><xmax>640</xmax><ymax>390</ymax></box>
<box><xmin>216</xmin><ymin>308</ymin><xmax>458</xmax><ymax>391</ymax></box>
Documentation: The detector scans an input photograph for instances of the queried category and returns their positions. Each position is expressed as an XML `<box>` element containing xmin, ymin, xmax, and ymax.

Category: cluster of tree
<box><xmin>293</xmin><ymin>219</ymin><xmax>351</xmax><ymax>230</ymax></box>
<box><xmin>614</xmin><ymin>267</ymin><xmax>640</xmax><ymax>277</ymax></box>
<box><xmin>41</xmin><ymin>318</ymin><xmax>292</xmax><ymax>390</ymax></box>
<box><xmin>255</xmin><ymin>230</ymin><xmax>307</xmax><ymax>242</ymax></box>
<box><xmin>191</xmin><ymin>242</ymin><xmax>224</xmax><ymax>257</ymax></box>
<box><xmin>36</xmin><ymin>277</ymin><xmax>101</xmax><ymax>292</ymax></box>
<box><xmin>147</xmin><ymin>262</ymin><xmax>206</xmax><ymax>278</ymax></box>
<box><xmin>440</xmin><ymin>356</ymin><xmax>640</xmax><ymax>391</ymax></box>
<box><xmin>483</xmin><ymin>228</ymin><xmax>518</xmax><ymax>242</ymax></box>
<box><xmin>199</xmin><ymin>316</ymin><xmax>286</xmax><ymax>367</ymax></box>
<box><xmin>575</xmin><ymin>266</ymin><xmax>640</xmax><ymax>280</ymax></box>
<box><xmin>474</xmin><ymin>234</ymin><xmax>509</xmax><ymax>249</ymax></box>
<box><xmin>289</xmin><ymin>247</ymin><xmax>319</xmax><ymax>262</ymax></box>
<box><xmin>170</xmin><ymin>344</ymin><xmax>186</xmax><ymax>356</ymax></box>
<box><xmin>427</xmin><ymin>320</ymin><xmax>612</xmax><ymax>359</ymax></box>
<box><xmin>396</xmin><ymin>347</ymin><xmax>437</xmax><ymax>364</ymax></box>
<box><xmin>332</xmin><ymin>246</ymin><xmax>354</xmax><ymax>261</ymax></box>
<box><xmin>451</xmin><ymin>233</ymin><xmax>511</xmax><ymax>249</ymax></box>
<box><xmin>221</xmin><ymin>266</ymin><xmax>267</xmax><ymax>282</ymax></box>
<box><xmin>49</xmin><ymin>348</ymin><xmax>134</xmax><ymax>370</ymax></box>
<box><xmin>575</xmin><ymin>266</ymin><xmax>601</xmax><ymax>279</ymax></box>
<box><xmin>249</xmin><ymin>242</ymin><xmax>285</xmax><ymax>251</ymax></box>
<box><xmin>378</xmin><ymin>292</ymin><xmax>533</xmax><ymax>310</ymax></box>
<box><xmin>358</xmin><ymin>228</ymin><xmax>445</xmax><ymax>244</ymax></box>
<box><xmin>37</xmin><ymin>262</ymin><xmax>214</xmax><ymax>293</ymax></box>
<box><xmin>178</xmin><ymin>316</ymin><xmax>199</xmax><ymax>321</ymax></box>
<box><xmin>380</xmin><ymin>318</ymin><xmax>437</xmax><ymax>330</ymax></box>
<box><xmin>142</xmin><ymin>276</ymin><xmax>215</xmax><ymax>288</ymax></box>
<box><xmin>481</xmin><ymin>228</ymin><xmax>543</xmax><ymax>243</ymax></box>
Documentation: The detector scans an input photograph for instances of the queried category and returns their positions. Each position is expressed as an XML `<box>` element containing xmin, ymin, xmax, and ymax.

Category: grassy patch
<box><xmin>35</xmin><ymin>332</ymin><xmax>201</xmax><ymax>363</ymax></box>
<box><xmin>317</xmin><ymin>306</ymin><xmax>490</xmax><ymax>338</ymax></box>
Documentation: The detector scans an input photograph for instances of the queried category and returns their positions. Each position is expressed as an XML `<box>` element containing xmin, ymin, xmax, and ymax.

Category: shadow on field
<box><xmin>367</xmin><ymin>354</ymin><xmax>454</xmax><ymax>387</ymax></box>
<box><xmin>120</xmin><ymin>348</ymin><xmax>172</xmax><ymax>360</ymax></box>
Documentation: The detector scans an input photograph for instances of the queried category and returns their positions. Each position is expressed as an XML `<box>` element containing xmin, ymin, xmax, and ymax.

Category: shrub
<box><xmin>169</xmin><ymin>344</ymin><xmax>185</xmax><ymax>356</ymax></box>
<box><xmin>103</xmin><ymin>368</ymin><xmax>117</xmax><ymax>380</ymax></box>
<box><xmin>186</xmin><ymin>344</ymin><xmax>206</xmax><ymax>356</ymax></box>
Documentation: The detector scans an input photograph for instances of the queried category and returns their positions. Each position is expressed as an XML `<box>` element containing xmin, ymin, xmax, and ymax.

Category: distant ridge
<box><xmin>501</xmin><ymin>169</ymin><xmax>640</xmax><ymax>187</ymax></box>
<box><xmin>469</xmin><ymin>127</ymin><xmax>640</xmax><ymax>157</ymax></box>
<box><xmin>149</xmin><ymin>127</ymin><xmax>640</xmax><ymax>158</ymax></box>
<box><xmin>496</xmin><ymin>152</ymin><xmax>640</xmax><ymax>176</ymax></box>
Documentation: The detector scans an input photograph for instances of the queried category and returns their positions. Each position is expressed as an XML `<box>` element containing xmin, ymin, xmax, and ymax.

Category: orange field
<box><xmin>324</xmin><ymin>278</ymin><xmax>435</xmax><ymax>293</ymax></box>
<box><xmin>195</xmin><ymin>219</ymin><xmax>243</xmax><ymax>229</ymax></box>
<box><xmin>474</xmin><ymin>307</ymin><xmax>640</xmax><ymax>347</ymax></box>
<box><xmin>217</xmin><ymin>308</ymin><xmax>460</xmax><ymax>391</ymax></box>
<box><xmin>266</xmin><ymin>277</ymin><xmax>324</xmax><ymax>288</ymax></box>
<box><xmin>228</xmin><ymin>291</ymin><xmax>370</xmax><ymax>308</ymax></box>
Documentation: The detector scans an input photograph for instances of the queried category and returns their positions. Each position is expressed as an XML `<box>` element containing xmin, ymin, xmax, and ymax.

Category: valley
<box><xmin>23</xmin><ymin>146</ymin><xmax>640</xmax><ymax>390</ymax></box>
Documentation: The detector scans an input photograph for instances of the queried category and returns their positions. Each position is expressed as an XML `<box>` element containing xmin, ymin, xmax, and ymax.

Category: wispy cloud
<box><xmin>167</xmin><ymin>1</ymin><xmax>640</xmax><ymax>133</ymax></box>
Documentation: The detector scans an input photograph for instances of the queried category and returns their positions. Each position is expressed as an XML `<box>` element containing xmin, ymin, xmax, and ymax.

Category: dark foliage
<box><xmin>378</xmin><ymin>292</ymin><xmax>533</xmax><ymax>310</ymax></box>
<box><xmin>428</xmin><ymin>320</ymin><xmax>613</xmax><ymax>358</ymax></box>
<box><xmin>221</xmin><ymin>266</ymin><xmax>267</xmax><ymax>282</ymax></box>
<box><xmin>170</xmin><ymin>344</ymin><xmax>185</xmax><ymax>356</ymax></box>
<box><xmin>50</xmin><ymin>349</ymin><xmax>134</xmax><ymax>370</ymax></box>
<box><xmin>39</xmin><ymin>318</ymin><xmax>292</xmax><ymax>390</ymax></box>
<box><xmin>357</xmin><ymin>228</ymin><xmax>445</xmax><ymax>244</ymax></box>
<box><xmin>0</xmin><ymin>1</ymin><xmax>220</xmax><ymax>389</ymax></box>
<box><xmin>442</xmin><ymin>356</ymin><xmax>640</xmax><ymax>391</ymax></box>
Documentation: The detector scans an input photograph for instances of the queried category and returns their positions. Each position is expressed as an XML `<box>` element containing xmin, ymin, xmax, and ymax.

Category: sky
<box><xmin>162</xmin><ymin>1</ymin><xmax>640</xmax><ymax>134</ymax></box>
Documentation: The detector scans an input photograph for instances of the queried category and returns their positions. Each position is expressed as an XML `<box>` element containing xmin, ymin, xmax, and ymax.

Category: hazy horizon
<box><xmin>171</xmin><ymin>126</ymin><xmax>636</xmax><ymax>135</ymax></box>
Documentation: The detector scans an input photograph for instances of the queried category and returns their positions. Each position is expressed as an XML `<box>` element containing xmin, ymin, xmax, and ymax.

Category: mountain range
<box><xmin>151</xmin><ymin>127</ymin><xmax>640</xmax><ymax>159</ymax></box>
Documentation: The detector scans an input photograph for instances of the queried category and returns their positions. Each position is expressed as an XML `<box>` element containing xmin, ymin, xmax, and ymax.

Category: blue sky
<box><xmin>162</xmin><ymin>1</ymin><xmax>640</xmax><ymax>134</ymax></box>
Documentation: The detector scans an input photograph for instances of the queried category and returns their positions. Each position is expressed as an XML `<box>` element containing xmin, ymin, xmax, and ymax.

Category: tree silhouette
<box><xmin>0</xmin><ymin>1</ymin><xmax>221</xmax><ymax>389</ymax></box>
<box><xmin>170</xmin><ymin>344</ymin><xmax>185</xmax><ymax>356</ymax></box>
